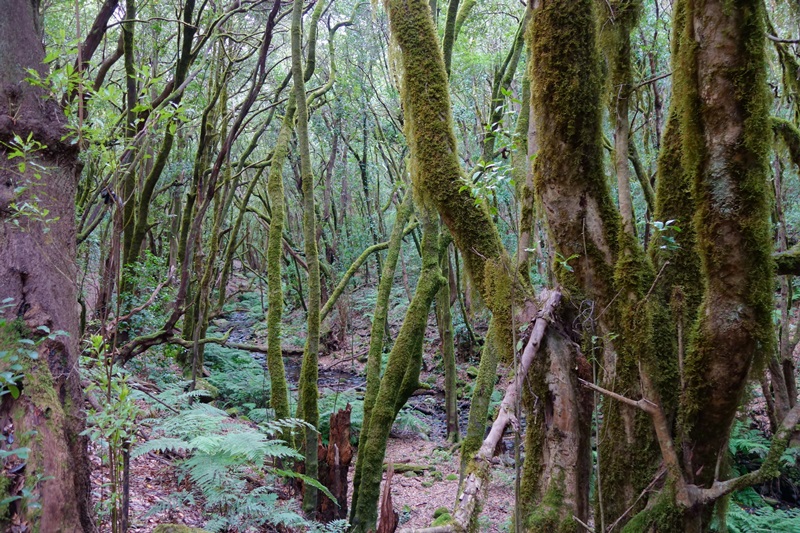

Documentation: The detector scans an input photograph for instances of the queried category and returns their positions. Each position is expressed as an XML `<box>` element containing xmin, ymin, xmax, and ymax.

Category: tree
<box><xmin>0</xmin><ymin>1</ymin><xmax>92</xmax><ymax>530</ymax></box>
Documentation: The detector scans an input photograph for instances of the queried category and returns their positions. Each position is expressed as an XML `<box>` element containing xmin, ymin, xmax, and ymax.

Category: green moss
<box><xmin>528</xmin><ymin>0</ymin><xmax>621</xmax><ymax>308</ymax></box>
<box><xmin>621</xmin><ymin>485</ymin><xmax>684</xmax><ymax>533</ymax></box>
<box><xmin>431</xmin><ymin>512</ymin><xmax>453</xmax><ymax>527</ymax></box>
<box><xmin>458</xmin><ymin>321</ymin><xmax>499</xmax><ymax>475</ymax></box>
<box><xmin>526</xmin><ymin>470</ymin><xmax>578</xmax><ymax>533</ymax></box>
<box><xmin>518</xmin><ymin>357</ymin><xmax>546</xmax><ymax>524</ymax></box>
<box><xmin>433</xmin><ymin>506</ymin><xmax>450</xmax><ymax>518</ymax></box>
<box><xmin>678</xmin><ymin>0</ymin><xmax>775</xmax><ymax>488</ymax></box>
<box><xmin>350</xmin><ymin>209</ymin><xmax>444</xmax><ymax>533</ymax></box>
<box><xmin>772</xmin><ymin>117</ymin><xmax>800</xmax><ymax>170</ymax></box>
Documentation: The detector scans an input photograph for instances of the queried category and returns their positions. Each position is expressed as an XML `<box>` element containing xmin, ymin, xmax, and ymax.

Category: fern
<box><xmin>318</xmin><ymin>389</ymin><xmax>364</xmax><ymax>444</ymax></box>
<box><xmin>131</xmin><ymin>437</ymin><xmax>194</xmax><ymax>459</ymax></box>
<box><xmin>134</xmin><ymin>403</ymin><xmax>325</xmax><ymax>531</ymax></box>
<box><xmin>712</xmin><ymin>503</ymin><xmax>800</xmax><ymax>532</ymax></box>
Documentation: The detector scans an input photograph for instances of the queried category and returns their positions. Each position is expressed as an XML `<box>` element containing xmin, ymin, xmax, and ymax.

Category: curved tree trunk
<box><xmin>0</xmin><ymin>1</ymin><xmax>93</xmax><ymax>530</ymax></box>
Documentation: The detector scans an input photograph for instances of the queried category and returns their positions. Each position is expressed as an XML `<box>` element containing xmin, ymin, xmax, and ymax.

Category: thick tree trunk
<box><xmin>0</xmin><ymin>1</ymin><xmax>92</xmax><ymax>530</ymax></box>
<box><xmin>679</xmin><ymin>0</ymin><xmax>773</xmax><ymax>513</ymax></box>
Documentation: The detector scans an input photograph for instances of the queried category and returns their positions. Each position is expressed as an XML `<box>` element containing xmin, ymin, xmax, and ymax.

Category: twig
<box><xmin>768</xmin><ymin>33</ymin><xmax>800</xmax><ymax>44</ymax></box>
<box><xmin>573</xmin><ymin>515</ymin><xmax>595</xmax><ymax>532</ymax></box>
<box><xmin>105</xmin><ymin>267</ymin><xmax>175</xmax><ymax>332</ymax></box>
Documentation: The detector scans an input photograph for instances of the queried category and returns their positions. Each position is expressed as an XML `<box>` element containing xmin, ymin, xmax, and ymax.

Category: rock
<box><xmin>466</xmin><ymin>366</ymin><xmax>479</xmax><ymax>378</ymax></box>
<box><xmin>211</xmin><ymin>318</ymin><xmax>230</xmax><ymax>330</ymax></box>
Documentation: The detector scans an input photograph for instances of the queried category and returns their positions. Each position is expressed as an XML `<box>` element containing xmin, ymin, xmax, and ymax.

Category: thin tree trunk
<box><xmin>351</xmin><ymin>206</ymin><xmax>444</xmax><ymax>533</ymax></box>
<box><xmin>351</xmin><ymin>189</ymin><xmax>414</xmax><ymax>519</ymax></box>
<box><xmin>291</xmin><ymin>0</ymin><xmax>322</xmax><ymax>513</ymax></box>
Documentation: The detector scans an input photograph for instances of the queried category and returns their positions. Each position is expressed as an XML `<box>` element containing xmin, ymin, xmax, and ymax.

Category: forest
<box><xmin>2</xmin><ymin>0</ymin><xmax>800</xmax><ymax>531</ymax></box>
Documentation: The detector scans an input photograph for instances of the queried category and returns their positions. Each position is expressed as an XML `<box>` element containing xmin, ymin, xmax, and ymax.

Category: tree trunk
<box><xmin>351</xmin><ymin>188</ymin><xmax>414</xmax><ymax>519</ymax></box>
<box><xmin>0</xmin><ymin>1</ymin><xmax>92</xmax><ymax>530</ymax></box>
<box><xmin>292</xmin><ymin>0</ymin><xmax>322</xmax><ymax>513</ymax></box>
<box><xmin>317</xmin><ymin>405</ymin><xmax>353</xmax><ymax>521</ymax></box>
<box><xmin>677</xmin><ymin>0</ymin><xmax>773</xmax><ymax>525</ymax></box>
<box><xmin>350</xmin><ymin>206</ymin><xmax>444</xmax><ymax>533</ymax></box>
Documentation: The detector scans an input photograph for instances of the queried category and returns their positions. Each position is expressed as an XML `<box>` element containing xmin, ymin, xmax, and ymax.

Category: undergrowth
<box><xmin>137</xmin><ymin>383</ymin><xmax>341</xmax><ymax>532</ymax></box>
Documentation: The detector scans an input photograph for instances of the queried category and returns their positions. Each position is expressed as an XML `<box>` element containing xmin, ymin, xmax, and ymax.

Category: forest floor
<box><xmin>89</xmin><ymin>274</ymin><xmax>519</xmax><ymax>532</ymax></box>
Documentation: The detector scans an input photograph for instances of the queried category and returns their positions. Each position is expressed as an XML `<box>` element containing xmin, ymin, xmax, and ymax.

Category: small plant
<box><xmin>554</xmin><ymin>252</ymin><xmax>580</xmax><ymax>273</ymax></box>
<box><xmin>81</xmin><ymin>335</ymin><xmax>141</xmax><ymax>533</ymax></box>
<box><xmin>135</xmin><ymin>401</ymin><xmax>334</xmax><ymax>533</ymax></box>
<box><xmin>651</xmin><ymin>219</ymin><xmax>682</xmax><ymax>251</ymax></box>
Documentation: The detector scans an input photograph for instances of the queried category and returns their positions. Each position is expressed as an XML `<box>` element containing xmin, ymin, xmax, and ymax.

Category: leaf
<box><xmin>272</xmin><ymin>468</ymin><xmax>338</xmax><ymax>505</ymax></box>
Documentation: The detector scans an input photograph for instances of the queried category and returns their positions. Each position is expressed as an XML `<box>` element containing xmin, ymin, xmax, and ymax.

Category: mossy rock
<box><xmin>153</xmin><ymin>525</ymin><xmax>211</xmax><ymax>533</ymax></box>
<box><xmin>433</xmin><ymin>506</ymin><xmax>450</xmax><ymax>519</ymax></box>
<box><xmin>195</xmin><ymin>378</ymin><xmax>219</xmax><ymax>400</ymax></box>
<box><xmin>431</xmin><ymin>513</ymin><xmax>453</xmax><ymax>527</ymax></box>
<box><xmin>466</xmin><ymin>366</ymin><xmax>479</xmax><ymax>378</ymax></box>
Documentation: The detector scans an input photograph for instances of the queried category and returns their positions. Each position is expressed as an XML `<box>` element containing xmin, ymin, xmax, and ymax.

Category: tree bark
<box><xmin>0</xmin><ymin>1</ymin><xmax>92</xmax><ymax>530</ymax></box>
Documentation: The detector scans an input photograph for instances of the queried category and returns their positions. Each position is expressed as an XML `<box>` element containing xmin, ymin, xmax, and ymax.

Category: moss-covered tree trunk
<box><xmin>528</xmin><ymin>1</ymin><xmax>665</xmax><ymax>528</ymax></box>
<box><xmin>437</xmin><ymin>243</ymin><xmax>459</xmax><ymax>443</ymax></box>
<box><xmin>0</xmin><ymin>2</ymin><xmax>93</xmax><ymax>529</ymax></box>
<box><xmin>519</xmin><ymin>323</ymin><xmax>593</xmax><ymax>532</ymax></box>
<box><xmin>291</xmin><ymin>0</ymin><xmax>322</xmax><ymax>514</ymax></box>
<box><xmin>350</xmin><ymin>188</ymin><xmax>414</xmax><ymax>519</ymax></box>
<box><xmin>350</xmin><ymin>205</ymin><xmax>444</xmax><ymax>533</ymax></box>
<box><xmin>676</xmin><ymin>0</ymin><xmax>773</xmax><ymax>527</ymax></box>
<box><xmin>265</xmin><ymin>96</ymin><xmax>296</xmax><ymax>422</ymax></box>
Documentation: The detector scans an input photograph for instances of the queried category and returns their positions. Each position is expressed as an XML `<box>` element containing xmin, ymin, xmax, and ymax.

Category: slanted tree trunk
<box><xmin>0</xmin><ymin>2</ymin><xmax>93</xmax><ymax>530</ymax></box>
<box><xmin>350</xmin><ymin>205</ymin><xmax>444</xmax><ymax>533</ymax></box>
<box><xmin>351</xmin><ymin>188</ymin><xmax>414</xmax><ymax>519</ymax></box>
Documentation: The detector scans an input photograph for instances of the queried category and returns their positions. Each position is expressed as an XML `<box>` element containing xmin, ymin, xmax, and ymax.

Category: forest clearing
<box><xmin>2</xmin><ymin>0</ymin><xmax>800</xmax><ymax>532</ymax></box>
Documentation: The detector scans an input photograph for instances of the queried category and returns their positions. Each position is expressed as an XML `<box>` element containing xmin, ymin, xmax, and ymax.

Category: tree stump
<box><xmin>317</xmin><ymin>404</ymin><xmax>353</xmax><ymax>521</ymax></box>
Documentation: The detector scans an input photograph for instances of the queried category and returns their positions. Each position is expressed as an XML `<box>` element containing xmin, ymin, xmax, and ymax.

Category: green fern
<box><xmin>131</xmin><ymin>437</ymin><xmax>194</xmax><ymax>459</ymax></box>
<box><xmin>712</xmin><ymin>503</ymin><xmax>800</xmax><ymax>532</ymax></box>
<box><xmin>134</xmin><ymin>403</ymin><xmax>335</xmax><ymax>531</ymax></box>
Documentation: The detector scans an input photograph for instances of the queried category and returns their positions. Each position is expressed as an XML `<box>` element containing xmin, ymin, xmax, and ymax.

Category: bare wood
<box><xmin>377</xmin><ymin>464</ymin><xmax>399</xmax><ymax>533</ymax></box>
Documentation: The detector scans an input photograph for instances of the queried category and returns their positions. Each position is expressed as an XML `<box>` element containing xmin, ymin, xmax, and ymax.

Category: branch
<box><xmin>320</xmin><ymin>221</ymin><xmax>418</xmax><ymax>321</ymax></box>
<box><xmin>694</xmin><ymin>401</ymin><xmax>800</xmax><ymax>504</ymax></box>
<box><xmin>104</xmin><ymin>268</ymin><xmax>175</xmax><ymax>333</ymax></box>
<box><xmin>577</xmin><ymin>378</ymin><xmax>656</xmax><ymax>413</ymax></box>
<box><xmin>399</xmin><ymin>289</ymin><xmax>562</xmax><ymax>533</ymax></box>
